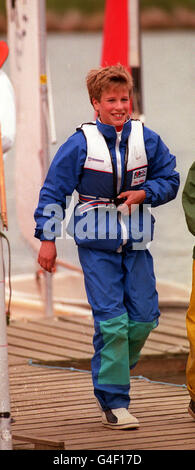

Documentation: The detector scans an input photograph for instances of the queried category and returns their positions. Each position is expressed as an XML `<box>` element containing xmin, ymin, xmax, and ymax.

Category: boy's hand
<box><xmin>117</xmin><ymin>190</ymin><xmax>146</xmax><ymax>215</ymax></box>
<box><xmin>38</xmin><ymin>241</ymin><xmax>57</xmax><ymax>273</ymax></box>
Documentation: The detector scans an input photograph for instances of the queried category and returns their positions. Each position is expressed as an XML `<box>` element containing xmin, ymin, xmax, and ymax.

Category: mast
<box><xmin>128</xmin><ymin>0</ymin><xmax>144</xmax><ymax>119</ymax></box>
<box><xmin>0</xmin><ymin>128</ymin><xmax>12</xmax><ymax>450</ymax></box>
<box><xmin>6</xmin><ymin>0</ymin><xmax>54</xmax><ymax>317</ymax></box>
<box><xmin>101</xmin><ymin>0</ymin><xmax>144</xmax><ymax>118</ymax></box>
<box><xmin>38</xmin><ymin>0</ymin><xmax>54</xmax><ymax>317</ymax></box>
<box><xmin>101</xmin><ymin>0</ymin><xmax>129</xmax><ymax>68</ymax></box>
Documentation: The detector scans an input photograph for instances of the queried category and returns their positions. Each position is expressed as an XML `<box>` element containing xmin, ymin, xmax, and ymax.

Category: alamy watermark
<box><xmin>42</xmin><ymin>195</ymin><xmax>153</xmax><ymax>250</ymax></box>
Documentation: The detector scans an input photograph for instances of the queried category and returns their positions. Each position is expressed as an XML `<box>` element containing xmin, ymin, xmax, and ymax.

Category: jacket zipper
<box><xmin>115</xmin><ymin>132</ymin><xmax>128</xmax><ymax>246</ymax></box>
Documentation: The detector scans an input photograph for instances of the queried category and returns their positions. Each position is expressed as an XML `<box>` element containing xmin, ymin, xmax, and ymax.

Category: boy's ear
<box><xmin>92</xmin><ymin>97</ymin><xmax>99</xmax><ymax>112</ymax></box>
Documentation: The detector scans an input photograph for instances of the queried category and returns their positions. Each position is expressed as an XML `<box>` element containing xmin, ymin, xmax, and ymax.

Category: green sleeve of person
<box><xmin>182</xmin><ymin>162</ymin><xmax>195</xmax><ymax>258</ymax></box>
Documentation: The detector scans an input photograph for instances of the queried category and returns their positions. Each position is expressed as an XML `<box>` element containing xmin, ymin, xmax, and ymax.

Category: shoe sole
<box><xmin>188</xmin><ymin>405</ymin><xmax>195</xmax><ymax>420</ymax></box>
<box><xmin>102</xmin><ymin>421</ymin><xmax>139</xmax><ymax>430</ymax></box>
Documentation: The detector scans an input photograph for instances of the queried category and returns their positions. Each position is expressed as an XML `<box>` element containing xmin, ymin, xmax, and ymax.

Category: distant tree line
<box><xmin>0</xmin><ymin>0</ymin><xmax>195</xmax><ymax>15</ymax></box>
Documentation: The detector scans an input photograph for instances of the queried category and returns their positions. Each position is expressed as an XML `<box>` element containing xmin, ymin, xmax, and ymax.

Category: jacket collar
<box><xmin>96</xmin><ymin>118</ymin><xmax>131</xmax><ymax>143</ymax></box>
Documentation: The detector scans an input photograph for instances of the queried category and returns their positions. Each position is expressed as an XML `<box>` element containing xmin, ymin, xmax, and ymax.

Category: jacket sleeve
<box><xmin>182</xmin><ymin>162</ymin><xmax>195</xmax><ymax>236</ymax></box>
<box><xmin>141</xmin><ymin>126</ymin><xmax>180</xmax><ymax>207</ymax></box>
<box><xmin>34</xmin><ymin>130</ymin><xmax>86</xmax><ymax>241</ymax></box>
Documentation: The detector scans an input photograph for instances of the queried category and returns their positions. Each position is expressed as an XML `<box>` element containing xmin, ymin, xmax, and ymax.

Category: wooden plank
<box><xmin>8</xmin><ymin>332</ymin><xmax>92</xmax><ymax>358</ymax></box>
<box><xmin>8</xmin><ymin>343</ymin><xmax>91</xmax><ymax>361</ymax></box>
<box><xmin>8</xmin><ymin>345</ymin><xmax>66</xmax><ymax>362</ymax></box>
<box><xmin>10</xmin><ymin>318</ymin><xmax>93</xmax><ymax>341</ymax></box>
<box><xmin>9</xmin><ymin>363</ymin><xmax>194</xmax><ymax>451</ymax></box>
<box><xmin>12</xmin><ymin>433</ymin><xmax>65</xmax><ymax>450</ymax></box>
<box><xmin>7</xmin><ymin>325</ymin><xmax>93</xmax><ymax>355</ymax></box>
<box><xmin>157</xmin><ymin>316</ymin><xmax>186</xmax><ymax>328</ymax></box>
<box><xmin>154</xmin><ymin>324</ymin><xmax>187</xmax><ymax>339</ymax></box>
<box><xmin>148</xmin><ymin>331</ymin><xmax>188</xmax><ymax>347</ymax></box>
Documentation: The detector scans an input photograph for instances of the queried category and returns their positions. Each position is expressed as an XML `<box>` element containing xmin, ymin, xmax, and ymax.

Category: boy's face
<box><xmin>92</xmin><ymin>84</ymin><xmax>130</xmax><ymax>130</ymax></box>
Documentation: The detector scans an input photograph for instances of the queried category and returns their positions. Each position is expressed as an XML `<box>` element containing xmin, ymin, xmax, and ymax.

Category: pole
<box><xmin>46</xmin><ymin>57</ymin><xmax>57</xmax><ymax>145</ymax></box>
<box><xmin>39</xmin><ymin>0</ymin><xmax>53</xmax><ymax>317</ymax></box>
<box><xmin>0</xmin><ymin>233</ymin><xmax>12</xmax><ymax>450</ymax></box>
<box><xmin>0</xmin><ymin>128</ymin><xmax>8</xmax><ymax>231</ymax></box>
<box><xmin>129</xmin><ymin>0</ymin><xmax>144</xmax><ymax>119</ymax></box>
<box><xmin>0</xmin><ymin>128</ymin><xmax>12</xmax><ymax>450</ymax></box>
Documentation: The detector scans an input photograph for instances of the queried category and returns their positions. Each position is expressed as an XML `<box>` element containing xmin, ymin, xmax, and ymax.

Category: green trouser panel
<box><xmin>98</xmin><ymin>313</ymin><xmax>130</xmax><ymax>385</ymax></box>
<box><xmin>98</xmin><ymin>313</ymin><xmax>158</xmax><ymax>385</ymax></box>
<box><xmin>128</xmin><ymin>319</ymin><xmax>158</xmax><ymax>368</ymax></box>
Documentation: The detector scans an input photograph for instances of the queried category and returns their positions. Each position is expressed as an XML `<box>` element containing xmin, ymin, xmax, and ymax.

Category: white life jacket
<box><xmin>80</xmin><ymin>120</ymin><xmax>148</xmax><ymax>193</ymax></box>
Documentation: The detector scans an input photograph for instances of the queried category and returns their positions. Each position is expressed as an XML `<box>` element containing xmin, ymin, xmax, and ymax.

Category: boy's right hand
<box><xmin>38</xmin><ymin>241</ymin><xmax>57</xmax><ymax>273</ymax></box>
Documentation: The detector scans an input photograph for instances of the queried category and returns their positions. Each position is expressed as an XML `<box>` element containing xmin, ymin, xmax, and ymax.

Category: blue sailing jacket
<box><xmin>34</xmin><ymin>118</ymin><xmax>180</xmax><ymax>250</ymax></box>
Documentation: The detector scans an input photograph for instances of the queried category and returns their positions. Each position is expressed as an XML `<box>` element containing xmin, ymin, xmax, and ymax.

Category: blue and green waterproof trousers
<box><xmin>78</xmin><ymin>246</ymin><xmax>159</xmax><ymax>411</ymax></box>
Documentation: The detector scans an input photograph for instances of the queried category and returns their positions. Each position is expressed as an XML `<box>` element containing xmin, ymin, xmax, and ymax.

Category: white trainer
<box><xmin>101</xmin><ymin>408</ymin><xmax>139</xmax><ymax>429</ymax></box>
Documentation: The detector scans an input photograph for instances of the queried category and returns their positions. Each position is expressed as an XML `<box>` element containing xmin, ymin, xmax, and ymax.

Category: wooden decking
<box><xmin>7</xmin><ymin>306</ymin><xmax>195</xmax><ymax>450</ymax></box>
<box><xmin>8</xmin><ymin>307</ymin><xmax>189</xmax><ymax>374</ymax></box>
<box><xmin>10</xmin><ymin>363</ymin><xmax>194</xmax><ymax>451</ymax></box>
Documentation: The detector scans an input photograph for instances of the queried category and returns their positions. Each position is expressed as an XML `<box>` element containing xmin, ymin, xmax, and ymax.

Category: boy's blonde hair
<box><xmin>86</xmin><ymin>64</ymin><xmax>133</xmax><ymax>104</ymax></box>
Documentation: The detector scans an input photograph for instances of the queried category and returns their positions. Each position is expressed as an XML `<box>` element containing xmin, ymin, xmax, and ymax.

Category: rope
<box><xmin>28</xmin><ymin>359</ymin><xmax>187</xmax><ymax>388</ymax></box>
<box><xmin>0</xmin><ymin>127</ymin><xmax>8</xmax><ymax>230</ymax></box>
<box><xmin>130</xmin><ymin>375</ymin><xmax>187</xmax><ymax>389</ymax></box>
<box><xmin>28</xmin><ymin>359</ymin><xmax>91</xmax><ymax>374</ymax></box>
<box><xmin>0</xmin><ymin>228</ymin><xmax>12</xmax><ymax>325</ymax></box>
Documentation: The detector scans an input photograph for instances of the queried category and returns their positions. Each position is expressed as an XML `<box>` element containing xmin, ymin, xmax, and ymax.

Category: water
<box><xmin>3</xmin><ymin>31</ymin><xmax>195</xmax><ymax>288</ymax></box>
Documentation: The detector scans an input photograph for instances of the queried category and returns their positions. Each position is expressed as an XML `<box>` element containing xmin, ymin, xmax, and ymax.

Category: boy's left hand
<box><xmin>117</xmin><ymin>190</ymin><xmax>146</xmax><ymax>215</ymax></box>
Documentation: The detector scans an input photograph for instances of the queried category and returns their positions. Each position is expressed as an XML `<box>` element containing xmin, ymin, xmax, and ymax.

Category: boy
<box><xmin>182</xmin><ymin>162</ymin><xmax>195</xmax><ymax>419</ymax></box>
<box><xmin>34</xmin><ymin>64</ymin><xmax>180</xmax><ymax>429</ymax></box>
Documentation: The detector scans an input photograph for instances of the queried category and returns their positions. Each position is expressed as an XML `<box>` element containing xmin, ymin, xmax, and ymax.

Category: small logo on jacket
<box><xmin>132</xmin><ymin>167</ymin><xmax>147</xmax><ymax>186</ymax></box>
